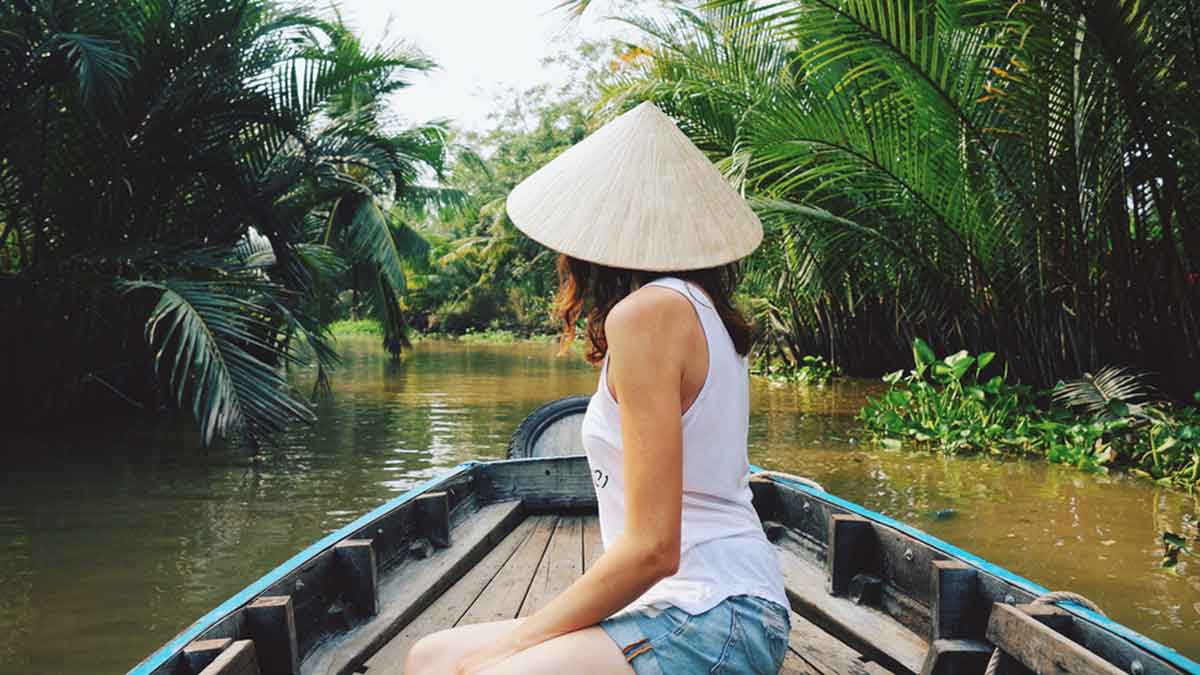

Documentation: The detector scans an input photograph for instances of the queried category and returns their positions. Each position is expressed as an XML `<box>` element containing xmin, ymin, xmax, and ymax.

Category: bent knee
<box><xmin>405</xmin><ymin>631</ymin><xmax>454</xmax><ymax>674</ymax></box>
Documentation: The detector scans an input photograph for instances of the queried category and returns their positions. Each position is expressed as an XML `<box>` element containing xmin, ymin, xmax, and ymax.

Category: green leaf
<box><xmin>984</xmin><ymin>376</ymin><xmax>1004</xmax><ymax>394</ymax></box>
<box><xmin>913</xmin><ymin>338</ymin><xmax>937</xmax><ymax>368</ymax></box>
<box><xmin>1163</xmin><ymin>532</ymin><xmax>1189</xmax><ymax>549</ymax></box>
<box><xmin>1106</xmin><ymin>400</ymin><xmax>1130</xmax><ymax>419</ymax></box>
<box><xmin>943</xmin><ymin>350</ymin><xmax>976</xmax><ymax>381</ymax></box>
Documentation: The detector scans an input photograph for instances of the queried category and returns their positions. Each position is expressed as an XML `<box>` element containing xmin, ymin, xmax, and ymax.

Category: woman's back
<box><xmin>582</xmin><ymin>276</ymin><xmax>787</xmax><ymax>616</ymax></box>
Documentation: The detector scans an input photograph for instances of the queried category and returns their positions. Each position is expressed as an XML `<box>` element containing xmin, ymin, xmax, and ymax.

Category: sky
<box><xmin>327</xmin><ymin>1</ymin><xmax>643</xmax><ymax>133</ymax></box>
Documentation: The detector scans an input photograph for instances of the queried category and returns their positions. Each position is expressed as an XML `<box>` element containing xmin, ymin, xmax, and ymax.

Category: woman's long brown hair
<box><xmin>553</xmin><ymin>254</ymin><xmax>755</xmax><ymax>364</ymax></box>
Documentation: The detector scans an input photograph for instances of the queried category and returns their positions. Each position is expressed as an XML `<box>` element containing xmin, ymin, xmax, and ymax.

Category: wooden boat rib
<box><xmin>131</xmin><ymin>455</ymin><xmax>1200</xmax><ymax>675</ymax></box>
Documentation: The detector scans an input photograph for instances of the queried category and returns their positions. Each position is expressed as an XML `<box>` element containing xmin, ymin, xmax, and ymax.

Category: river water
<box><xmin>1</xmin><ymin>337</ymin><xmax>1197</xmax><ymax>673</ymax></box>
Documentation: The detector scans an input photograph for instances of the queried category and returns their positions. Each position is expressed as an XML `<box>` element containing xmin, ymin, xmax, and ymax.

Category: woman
<box><xmin>405</xmin><ymin>101</ymin><xmax>790</xmax><ymax>674</ymax></box>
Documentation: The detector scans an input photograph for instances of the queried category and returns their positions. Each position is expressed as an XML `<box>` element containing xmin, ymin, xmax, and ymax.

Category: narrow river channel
<box><xmin>1</xmin><ymin>337</ymin><xmax>1197</xmax><ymax>673</ymax></box>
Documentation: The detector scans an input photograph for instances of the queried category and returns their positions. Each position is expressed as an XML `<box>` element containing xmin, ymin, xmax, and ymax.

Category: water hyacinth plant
<box><xmin>861</xmin><ymin>339</ymin><xmax>1200</xmax><ymax>487</ymax></box>
<box><xmin>752</xmin><ymin>354</ymin><xmax>841</xmax><ymax>385</ymax></box>
<box><xmin>859</xmin><ymin>338</ymin><xmax>1036</xmax><ymax>454</ymax></box>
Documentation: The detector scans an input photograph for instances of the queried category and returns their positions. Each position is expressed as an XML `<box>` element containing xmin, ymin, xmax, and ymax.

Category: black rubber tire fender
<box><xmin>507</xmin><ymin>395</ymin><xmax>592</xmax><ymax>459</ymax></box>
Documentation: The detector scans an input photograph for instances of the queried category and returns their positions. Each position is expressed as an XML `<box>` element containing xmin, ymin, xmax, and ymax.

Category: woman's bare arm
<box><xmin>460</xmin><ymin>287</ymin><xmax>697</xmax><ymax>667</ymax></box>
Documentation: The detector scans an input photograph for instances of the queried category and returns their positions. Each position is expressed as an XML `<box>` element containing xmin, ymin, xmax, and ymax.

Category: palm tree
<box><xmin>600</xmin><ymin>0</ymin><xmax>1200</xmax><ymax>394</ymax></box>
<box><xmin>0</xmin><ymin>0</ymin><xmax>450</xmax><ymax>444</ymax></box>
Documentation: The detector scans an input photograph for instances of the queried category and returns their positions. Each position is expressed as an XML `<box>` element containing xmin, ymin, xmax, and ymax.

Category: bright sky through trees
<box><xmin>330</xmin><ymin>0</ymin><xmax>635</xmax><ymax>131</ymax></box>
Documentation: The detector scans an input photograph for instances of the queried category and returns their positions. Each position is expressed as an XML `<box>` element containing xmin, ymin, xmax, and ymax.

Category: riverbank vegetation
<box><xmin>752</xmin><ymin>355</ymin><xmax>841</xmax><ymax>386</ymax></box>
<box><xmin>861</xmin><ymin>340</ymin><xmax>1200</xmax><ymax>489</ymax></box>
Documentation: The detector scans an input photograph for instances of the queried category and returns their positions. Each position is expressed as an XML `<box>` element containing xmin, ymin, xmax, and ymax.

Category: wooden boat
<box><xmin>132</xmin><ymin>400</ymin><xmax>1200</xmax><ymax>675</ymax></box>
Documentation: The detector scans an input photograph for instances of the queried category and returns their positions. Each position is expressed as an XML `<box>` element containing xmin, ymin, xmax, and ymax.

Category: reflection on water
<box><xmin>0</xmin><ymin>338</ymin><xmax>1196</xmax><ymax>673</ymax></box>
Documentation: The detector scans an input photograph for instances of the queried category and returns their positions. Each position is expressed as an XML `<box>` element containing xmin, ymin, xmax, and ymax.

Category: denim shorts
<box><xmin>599</xmin><ymin>595</ymin><xmax>791</xmax><ymax>674</ymax></box>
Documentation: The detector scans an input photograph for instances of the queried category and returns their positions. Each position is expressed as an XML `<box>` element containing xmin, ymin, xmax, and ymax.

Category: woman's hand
<box><xmin>453</xmin><ymin>634</ymin><xmax>521</xmax><ymax>674</ymax></box>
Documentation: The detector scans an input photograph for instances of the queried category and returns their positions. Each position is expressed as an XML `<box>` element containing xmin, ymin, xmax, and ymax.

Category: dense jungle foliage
<box><xmin>590</xmin><ymin>0</ymin><xmax>1200</xmax><ymax>398</ymax></box>
<box><xmin>0</xmin><ymin>0</ymin><xmax>453</xmax><ymax>443</ymax></box>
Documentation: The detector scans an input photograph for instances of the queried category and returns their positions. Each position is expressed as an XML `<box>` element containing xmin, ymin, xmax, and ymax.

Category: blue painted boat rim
<box><xmin>749</xmin><ymin>465</ymin><xmax>1200</xmax><ymax>675</ymax></box>
<box><xmin>127</xmin><ymin>461</ymin><xmax>480</xmax><ymax>675</ymax></box>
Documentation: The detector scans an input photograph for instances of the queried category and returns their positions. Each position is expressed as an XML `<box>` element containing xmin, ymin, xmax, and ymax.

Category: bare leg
<box><xmin>405</xmin><ymin>619</ymin><xmax>522</xmax><ymax>674</ymax></box>
<box><xmin>478</xmin><ymin>626</ymin><xmax>634</xmax><ymax>675</ymax></box>
<box><xmin>405</xmin><ymin>621</ymin><xmax>634</xmax><ymax>675</ymax></box>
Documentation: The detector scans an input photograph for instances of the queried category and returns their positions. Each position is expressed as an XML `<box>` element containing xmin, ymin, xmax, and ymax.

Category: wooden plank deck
<box><xmin>362</xmin><ymin>514</ymin><xmax>892</xmax><ymax>674</ymax></box>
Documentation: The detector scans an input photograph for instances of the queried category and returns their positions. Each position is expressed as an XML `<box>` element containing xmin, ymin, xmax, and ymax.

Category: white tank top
<box><xmin>581</xmin><ymin>276</ymin><xmax>788</xmax><ymax>616</ymax></box>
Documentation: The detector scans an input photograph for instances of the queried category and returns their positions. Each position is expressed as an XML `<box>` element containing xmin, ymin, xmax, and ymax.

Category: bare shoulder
<box><xmin>605</xmin><ymin>285</ymin><xmax>697</xmax><ymax>348</ymax></box>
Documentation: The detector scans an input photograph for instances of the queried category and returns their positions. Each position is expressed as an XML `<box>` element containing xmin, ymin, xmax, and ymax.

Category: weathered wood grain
<box><xmin>761</xmin><ymin>477</ymin><xmax>939</xmax><ymax>637</ymax></box>
<box><xmin>304</xmin><ymin>499</ymin><xmax>525</xmax><ymax>675</ymax></box>
<box><xmin>198</xmin><ymin>639</ymin><xmax>260</xmax><ymax>675</ymax></box>
<box><xmin>776</xmin><ymin>530</ymin><xmax>927</xmax><ymax>674</ymax></box>
<box><xmin>919</xmin><ymin>639</ymin><xmax>992</xmax><ymax>675</ymax></box>
<box><xmin>582</xmin><ymin>516</ymin><xmax>603</xmax><ymax>572</ymax></box>
<box><xmin>184</xmin><ymin>638</ymin><xmax>233</xmax><ymax>673</ymax></box>
<box><xmin>415</xmin><ymin>492</ymin><xmax>451</xmax><ymax>549</ymax></box>
<box><xmin>1018</xmin><ymin>603</ymin><xmax>1074</xmax><ymax>633</ymax></box>
<box><xmin>873</xmin><ymin>525</ymin><xmax>940</xmax><ymax>636</ymax></box>
<box><xmin>259</xmin><ymin>548</ymin><xmax>336</xmax><ymax>658</ymax></box>
<box><xmin>990</xmin><ymin>651</ymin><xmax>1035</xmax><ymax>675</ymax></box>
<box><xmin>245</xmin><ymin>595</ymin><xmax>299</xmax><ymax>675</ymax></box>
<box><xmin>828</xmin><ymin>514</ymin><xmax>878</xmax><ymax>596</ymax></box>
<box><xmin>334</xmin><ymin>539</ymin><xmax>377</xmax><ymax>619</ymax></box>
<box><xmin>787</xmin><ymin>610</ymin><xmax>891</xmax><ymax>675</ymax></box>
<box><xmin>476</xmin><ymin>457</ymin><xmax>596</xmax><ymax>512</ymax></box>
<box><xmin>931</xmin><ymin>560</ymin><xmax>979</xmax><ymax>641</ymax></box>
<box><xmin>457</xmin><ymin>516</ymin><xmax>557</xmax><ymax>625</ymax></box>
<box><xmin>986</xmin><ymin>603</ymin><xmax>1124</xmax><ymax>675</ymax></box>
<box><xmin>362</xmin><ymin>516</ymin><xmax>542</xmax><ymax>673</ymax></box>
<box><xmin>782</xmin><ymin>649</ymin><xmax>825</xmax><ymax>675</ymax></box>
<box><xmin>519</xmin><ymin>516</ymin><xmax>584</xmax><ymax>617</ymax></box>
<box><xmin>760</xmin><ymin>478</ymin><xmax>834</xmax><ymax>552</ymax></box>
<box><xmin>969</xmin><ymin>579</ymin><xmax>1179</xmax><ymax>675</ymax></box>
<box><xmin>349</xmin><ymin>473</ymin><xmax>474</xmax><ymax>571</ymax></box>
<box><xmin>169</xmin><ymin>464</ymin><xmax>1187</xmax><ymax>675</ymax></box>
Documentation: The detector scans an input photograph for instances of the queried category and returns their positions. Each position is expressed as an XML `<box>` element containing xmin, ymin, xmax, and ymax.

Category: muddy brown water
<box><xmin>1</xmin><ymin>337</ymin><xmax>1197</xmax><ymax>673</ymax></box>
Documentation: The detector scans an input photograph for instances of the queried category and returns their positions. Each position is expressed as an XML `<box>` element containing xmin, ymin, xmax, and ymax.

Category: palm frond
<box><xmin>54</xmin><ymin>32</ymin><xmax>132</xmax><ymax>113</ymax></box>
<box><xmin>1052</xmin><ymin>366</ymin><xmax>1158</xmax><ymax>420</ymax></box>
<box><xmin>119</xmin><ymin>278</ymin><xmax>314</xmax><ymax>445</ymax></box>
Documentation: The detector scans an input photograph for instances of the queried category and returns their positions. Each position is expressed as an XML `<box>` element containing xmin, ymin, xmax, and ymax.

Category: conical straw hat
<box><xmin>506</xmin><ymin>101</ymin><xmax>762</xmax><ymax>272</ymax></box>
